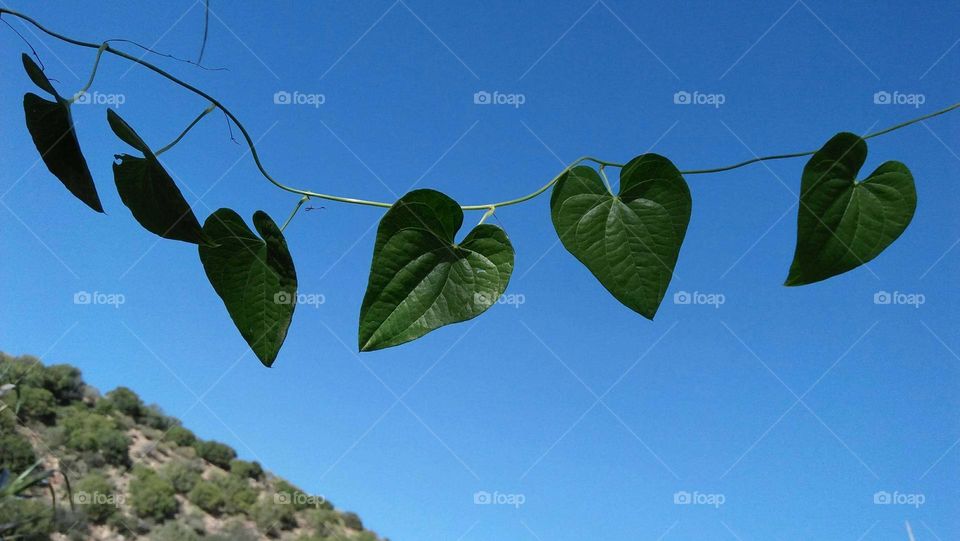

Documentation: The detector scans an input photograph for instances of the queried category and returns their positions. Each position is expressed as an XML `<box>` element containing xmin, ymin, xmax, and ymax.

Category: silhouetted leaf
<box><xmin>107</xmin><ymin>109</ymin><xmax>203</xmax><ymax>244</ymax></box>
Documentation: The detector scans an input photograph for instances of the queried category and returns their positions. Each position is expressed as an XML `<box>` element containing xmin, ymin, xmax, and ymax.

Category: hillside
<box><xmin>0</xmin><ymin>352</ymin><xmax>386</xmax><ymax>541</ymax></box>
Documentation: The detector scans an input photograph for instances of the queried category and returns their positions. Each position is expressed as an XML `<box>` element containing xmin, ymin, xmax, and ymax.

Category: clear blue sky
<box><xmin>2</xmin><ymin>1</ymin><xmax>958</xmax><ymax>539</ymax></box>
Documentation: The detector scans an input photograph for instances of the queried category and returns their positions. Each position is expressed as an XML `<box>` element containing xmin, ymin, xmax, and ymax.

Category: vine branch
<box><xmin>2</xmin><ymin>7</ymin><xmax>957</xmax><ymax>214</ymax></box>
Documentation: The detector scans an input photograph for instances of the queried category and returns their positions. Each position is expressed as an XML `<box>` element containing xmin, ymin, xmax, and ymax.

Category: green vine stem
<box><xmin>281</xmin><ymin>195</ymin><xmax>310</xmax><ymax>231</ymax></box>
<box><xmin>477</xmin><ymin>206</ymin><xmax>496</xmax><ymax>225</ymax></box>
<box><xmin>67</xmin><ymin>42</ymin><xmax>107</xmax><ymax>103</ymax></box>
<box><xmin>3</xmin><ymin>7</ymin><xmax>958</xmax><ymax>213</ymax></box>
<box><xmin>156</xmin><ymin>103</ymin><xmax>216</xmax><ymax>156</ymax></box>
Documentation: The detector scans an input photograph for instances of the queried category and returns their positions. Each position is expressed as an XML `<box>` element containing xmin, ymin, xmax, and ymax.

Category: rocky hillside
<box><xmin>0</xmin><ymin>352</ymin><xmax>386</xmax><ymax>541</ymax></box>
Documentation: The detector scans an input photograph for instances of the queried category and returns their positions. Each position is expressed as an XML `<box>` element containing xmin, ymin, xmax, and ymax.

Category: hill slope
<box><xmin>0</xmin><ymin>351</ymin><xmax>386</xmax><ymax>541</ymax></box>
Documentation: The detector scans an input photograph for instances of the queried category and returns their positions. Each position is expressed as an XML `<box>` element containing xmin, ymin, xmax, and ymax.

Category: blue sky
<box><xmin>1</xmin><ymin>1</ymin><xmax>959</xmax><ymax>539</ymax></box>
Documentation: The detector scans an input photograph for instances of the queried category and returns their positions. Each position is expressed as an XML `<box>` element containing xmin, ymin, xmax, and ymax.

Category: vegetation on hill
<box><xmin>0</xmin><ymin>352</ymin><xmax>385</xmax><ymax>541</ymax></box>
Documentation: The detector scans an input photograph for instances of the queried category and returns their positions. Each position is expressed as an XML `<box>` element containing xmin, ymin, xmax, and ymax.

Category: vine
<box><xmin>3</xmin><ymin>7</ymin><xmax>957</xmax><ymax>364</ymax></box>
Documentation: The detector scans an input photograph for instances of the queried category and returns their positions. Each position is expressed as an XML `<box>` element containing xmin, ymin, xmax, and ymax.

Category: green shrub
<box><xmin>273</xmin><ymin>479</ymin><xmax>329</xmax><ymax>511</ymax></box>
<box><xmin>142</xmin><ymin>404</ymin><xmax>174</xmax><ymax>430</ymax></box>
<box><xmin>230</xmin><ymin>459</ymin><xmax>263</xmax><ymax>480</ymax></box>
<box><xmin>160</xmin><ymin>459</ymin><xmax>202</xmax><ymax>494</ymax></box>
<box><xmin>0</xmin><ymin>431</ymin><xmax>37</xmax><ymax>473</ymax></box>
<box><xmin>207</xmin><ymin>520</ymin><xmax>260</xmax><ymax>541</ymax></box>
<box><xmin>0</xmin><ymin>498</ymin><xmax>53</xmax><ymax>540</ymax></box>
<box><xmin>303</xmin><ymin>508</ymin><xmax>341</xmax><ymax>536</ymax></box>
<box><xmin>187</xmin><ymin>480</ymin><xmax>225</xmax><ymax>515</ymax></box>
<box><xmin>165</xmin><ymin>426</ymin><xmax>196</xmax><ymax>447</ymax></box>
<box><xmin>41</xmin><ymin>364</ymin><xmax>84</xmax><ymax>404</ymax></box>
<box><xmin>193</xmin><ymin>440</ymin><xmax>236</xmax><ymax>469</ymax></box>
<box><xmin>149</xmin><ymin>521</ymin><xmax>201</xmax><ymax>541</ymax></box>
<box><xmin>61</xmin><ymin>408</ymin><xmax>131</xmax><ymax>466</ymax></box>
<box><xmin>104</xmin><ymin>387</ymin><xmax>144</xmax><ymax>419</ymax></box>
<box><xmin>251</xmin><ymin>499</ymin><xmax>297</xmax><ymax>537</ymax></box>
<box><xmin>74</xmin><ymin>473</ymin><xmax>117</xmax><ymax>523</ymax></box>
<box><xmin>214</xmin><ymin>474</ymin><xmax>258</xmax><ymax>515</ymax></box>
<box><xmin>129</xmin><ymin>467</ymin><xmax>178</xmax><ymax>521</ymax></box>
<box><xmin>17</xmin><ymin>386</ymin><xmax>56</xmax><ymax>424</ymax></box>
<box><xmin>342</xmin><ymin>511</ymin><xmax>363</xmax><ymax>531</ymax></box>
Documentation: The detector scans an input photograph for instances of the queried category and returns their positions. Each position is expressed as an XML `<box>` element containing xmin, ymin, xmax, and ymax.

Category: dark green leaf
<box><xmin>106</xmin><ymin>108</ymin><xmax>149</xmax><ymax>153</ymax></box>
<box><xmin>23</xmin><ymin>93</ymin><xmax>103</xmax><ymax>213</ymax></box>
<box><xmin>108</xmin><ymin>110</ymin><xmax>204</xmax><ymax>244</ymax></box>
<box><xmin>550</xmin><ymin>155</ymin><xmax>691</xmax><ymax>319</ymax></box>
<box><xmin>199</xmin><ymin>209</ymin><xmax>297</xmax><ymax>367</ymax></box>
<box><xmin>358</xmin><ymin>189</ymin><xmax>514</xmax><ymax>351</ymax></box>
<box><xmin>21</xmin><ymin>54</ymin><xmax>57</xmax><ymax>97</ymax></box>
<box><xmin>785</xmin><ymin>132</ymin><xmax>916</xmax><ymax>286</ymax></box>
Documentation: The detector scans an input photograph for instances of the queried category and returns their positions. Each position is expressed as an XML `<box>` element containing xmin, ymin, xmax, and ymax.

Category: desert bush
<box><xmin>303</xmin><ymin>508</ymin><xmax>341</xmax><ymax>536</ymax></box>
<box><xmin>187</xmin><ymin>480</ymin><xmax>225</xmax><ymax>515</ymax></box>
<box><xmin>165</xmin><ymin>425</ymin><xmax>197</xmax><ymax>447</ymax></box>
<box><xmin>149</xmin><ymin>521</ymin><xmax>202</xmax><ymax>541</ymax></box>
<box><xmin>74</xmin><ymin>473</ymin><xmax>118</xmax><ymax>523</ymax></box>
<box><xmin>207</xmin><ymin>520</ymin><xmax>260</xmax><ymax>541</ymax></box>
<box><xmin>342</xmin><ymin>511</ymin><xmax>364</xmax><ymax>531</ymax></box>
<box><xmin>230</xmin><ymin>459</ymin><xmax>263</xmax><ymax>480</ymax></box>
<box><xmin>251</xmin><ymin>499</ymin><xmax>297</xmax><ymax>537</ymax></box>
<box><xmin>214</xmin><ymin>474</ymin><xmax>258</xmax><ymax>515</ymax></box>
<box><xmin>0</xmin><ymin>498</ymin><xmax>53</xmax><ymax>540</ymax></box>
<box><xmin>193</xmin><ymin>440</ymin><xmax>236</xmax><ymax>469</ymax></box>
<box><xmin>61</xmin><ymin>408</ymin><xmax>131</xmax><ymax>467</ymax></box>
<box><xmin>129</xmin><ymin>467</ymin><xmax>178</xmax><ymax>521</ymax></box>
<box><xmin>104</xmin><ymin>387</ymin><xmax>144</xmax><ymax>419</ymax></box>
<box><xmin>161</xmin><ymin>459</ymin><xmax>202</xmax><ymax>493</ymax></box>
<box><xmin>0</xmin><ymin>431</ymin><xmax>37</xmax><ymax>473</ymax></box>
<box><xmin>16</xmin><ymin>386</ymin><xmax>56</xmax><ymax>424</ymax></box>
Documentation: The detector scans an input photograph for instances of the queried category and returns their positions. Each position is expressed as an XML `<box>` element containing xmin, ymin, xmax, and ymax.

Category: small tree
<box><xmin>0</xmin><ymin>431</ymin><xmax>37</xmax><ymax>474</ymax></box>
<box><xmin>230</xmin><ymin>459</ymin><xmax>263</xmax><ymax>481</ymax></box>
<box><xmin>104</xmin><ymin>387</ymin><xmax>144</xmax><ymax>419</ymax></box>
<box><xmin>165</xmin><ymin>426</ymin><xmax>197</xmax><ymax>447</ymax></box>
<box><xmin>161</xmin><ymin>459</ymin><xmax>202</xmax><ymax>494</ymax></box>
<box><xmin>15</xmin><ymin>386</ymin><xmax>56</xmax><ymax>424</ymax></box>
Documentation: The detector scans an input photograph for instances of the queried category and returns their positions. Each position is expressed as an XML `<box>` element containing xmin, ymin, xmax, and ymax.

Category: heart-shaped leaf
<box><xmin>107</xmin><ymin>109</ymin><xmax>204</xmax><ymax>244</ymax></box>
<box><xmin>785</xmin><ymin>132</ymin><xmax>916</xmax><ymax>286</ymax></box>
<box><xmin>199</xmin><ymin>209</ymin><xmax>297</xmax><ymax>367</ymax></box>
<box><xmin>550</xmin><ymin>154</ymin><xmax>691</xmax><ymax>319</ymax></box>
<box><xmin>358</xmin><ymin>189</ymin><xmax>515</xmax><ymax>351</ymax></box>
<box><xmin>22</xmin><ymin>55</ymin><xmax>103</xmax><ymax>213</ymax></box>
